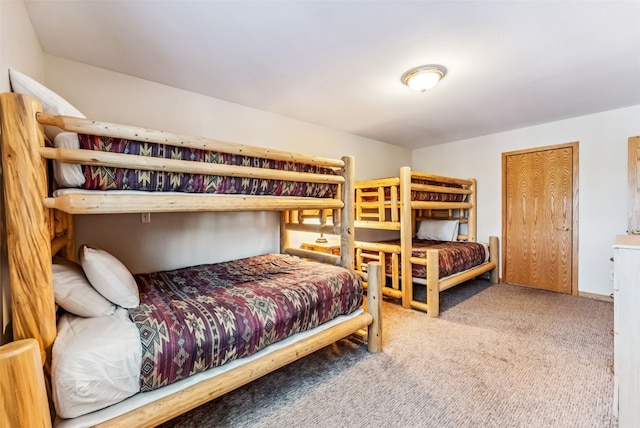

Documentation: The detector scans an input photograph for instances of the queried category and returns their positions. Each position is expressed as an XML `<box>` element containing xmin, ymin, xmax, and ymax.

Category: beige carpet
<box><xmin>161</xmin><ymin>281</ymin><xmax>615</xmax><ymax>428</ymax></box>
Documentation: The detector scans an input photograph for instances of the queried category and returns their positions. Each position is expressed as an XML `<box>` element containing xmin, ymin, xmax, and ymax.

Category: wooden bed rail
<box><xmin>355</xmin><ymin>240</ymin><xmax>402</xmax><ymax>299</ymax></box>
<box><xmin>46</xmin><ymin>193</ymin><xmax>345</xmax><ymax>214</ymax></box>
<box><xmin>410</xmin><ymin>170</ymin><xmax>474</xmax><ymax>187</ymax></box>
<box><xmin>37</xmin><ymin>113</ymin><xmax>344</xmax><ymax>168</ymax></box>
<box><xmin>39</xmin><ymin>147</ymin><xmax>344</xmax><ymax>185</ymax></box>
<box><xmin>284</xmin><ymin>247</ymin><xmax>341</xmax><ymax>265</ymax></box>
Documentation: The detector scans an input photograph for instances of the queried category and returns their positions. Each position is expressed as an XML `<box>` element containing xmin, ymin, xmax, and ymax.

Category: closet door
<box><xmin>628</xmin><ymin>136</ymin><xmax>640</xmax><ymax>234</ymax></box>
<box><xmin>502</xmin><ymin>142</ymin><xmax>579</xmax><ymax>294</ymax></box>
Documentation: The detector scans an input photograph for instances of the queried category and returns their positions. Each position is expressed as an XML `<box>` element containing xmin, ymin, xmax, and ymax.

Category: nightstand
<box><xmin>301</xmin><ymin>240</ymin><xmax>341</xmax><ymax>255</ymax></box>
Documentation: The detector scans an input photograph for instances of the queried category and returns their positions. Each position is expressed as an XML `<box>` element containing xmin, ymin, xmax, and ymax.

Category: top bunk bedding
<box><xmin>0</xmin><ymin>92</ymin><xmax>350</xmax><ymax>215</ymax></box>
<box><xmin>353</xmin><ymin>168</ymin><xmax>475</xmax><ymax>234</ymax></box>
<box><xmin>358</xmin><ymin>175</ymin><xmax>467</xmax><ymax>203</ymax></box>
<box><xmin>58</xmin><ymin>132</ymin><xmax>339</xmax><ymax>197</ymax></box>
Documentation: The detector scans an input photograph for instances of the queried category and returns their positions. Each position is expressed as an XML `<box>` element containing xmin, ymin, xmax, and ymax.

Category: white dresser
<box><xmin>613</xmin><ymin>235</ymin><xmax>640</xmax><ymax>427</ymax></box>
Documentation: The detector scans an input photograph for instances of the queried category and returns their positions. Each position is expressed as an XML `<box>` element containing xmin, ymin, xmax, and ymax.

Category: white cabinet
<box><xmin>613</xmin><ymin>235</ymin><xmax>640</xmax><ymax>427</ymax></box>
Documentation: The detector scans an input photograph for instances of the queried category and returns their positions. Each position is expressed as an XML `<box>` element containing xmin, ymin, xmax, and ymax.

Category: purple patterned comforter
<box><xmin>128</xmin><ymin>254</ymin><xmax>362</xmax><ymax>391</ymax></box>
<box><xmin>381</xmin><ymin>239</ymin><xmax>487</xmax><ymax>279</ymax></box>
<box><xmin>361</xmin><ymin>178</ymin><xmax>465</xmax><ymax>203</ymax></box>
<box><xmin>78</xmin><ymin>134</ymin><xmax>337</xmax><ymax>197</ymax></box>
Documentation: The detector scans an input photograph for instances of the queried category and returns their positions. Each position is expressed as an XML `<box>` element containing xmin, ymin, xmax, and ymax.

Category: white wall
<box><xmin>412</xmin><ymin>106</ymin><xmax>640</xmax><ymax>296</ymax></box>
<box><xmin>0</xmin><ymin>0</ymin><xmax>46</xmax><ymax>344</ymax></box>
<box><xmin>43</xmin><ymin>56</ymin><xmax>412</xmax><ymax>274</ymax></box>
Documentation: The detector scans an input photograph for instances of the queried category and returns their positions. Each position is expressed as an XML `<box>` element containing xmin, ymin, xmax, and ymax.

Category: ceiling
<box><xmin>24</xmin><ymin>1</ymin><xmax>640</xmax><ymax>149</ymax></box>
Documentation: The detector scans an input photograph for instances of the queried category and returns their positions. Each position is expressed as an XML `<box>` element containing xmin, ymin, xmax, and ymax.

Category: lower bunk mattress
<box><xmin>52</xmin><ymin>253</ymin><xmax>363</xmax><ymax>420</ymax></box>
<box><xmin>378</xmin><ymin>239</ymin><xmax>488</xmax><ymax>280</ymax></box>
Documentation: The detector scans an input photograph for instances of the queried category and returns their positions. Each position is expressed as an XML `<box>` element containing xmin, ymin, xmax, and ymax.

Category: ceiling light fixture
<box><xmin>401</xmin><ymin>65</ymin><xmax>447</xmax><ymax>92</ymax></box>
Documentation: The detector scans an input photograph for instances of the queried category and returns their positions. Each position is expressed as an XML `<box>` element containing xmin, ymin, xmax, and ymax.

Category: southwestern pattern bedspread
<box><xmin>129</xmin><ymin>254</ymin><xmax>362</xmax><ymax>391</ymax></box>
<box><xmin>361</xmin><ymin>178</ymin><xmax>465</xmax><ymax>203</ymax></box>
<box><xmin>383</xmin><ymin>239</ymin><xmax>487</xmax><ymax>280</ymax></box>
<box><xmin>78</xmin><ymin>134</ymin><xmax>337</xmax><ymax>197</ymax></box>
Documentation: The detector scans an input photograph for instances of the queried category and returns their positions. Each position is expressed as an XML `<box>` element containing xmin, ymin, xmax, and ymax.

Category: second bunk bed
<box><xmin>354</xmin><ymin>167</ymin><xmax>499</xmax><ymax>317</ymax></box>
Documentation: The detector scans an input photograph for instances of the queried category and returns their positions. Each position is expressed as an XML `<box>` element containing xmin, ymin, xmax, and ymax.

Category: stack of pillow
<box><xmin>51</xmin><ymin>247</ymin><xmax>142</xmax><ymax>419</ymax></box>
<box><xmin>52</xmin><ymin>245</ymin><xmax>140</xmax><ymax>317</ymax></box>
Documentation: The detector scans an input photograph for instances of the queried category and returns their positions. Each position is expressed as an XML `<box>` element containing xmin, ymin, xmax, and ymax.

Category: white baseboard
<box><xmin>578</xmin><ymin>291</ymin><xmax>613</xmax><ymax>302</ymax></box>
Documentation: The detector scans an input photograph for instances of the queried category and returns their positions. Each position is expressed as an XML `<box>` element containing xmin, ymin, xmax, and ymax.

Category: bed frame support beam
<box><xmin>0</xmin><ymin>94</ymin><xmax>56</xmax><ymax>364</ymax></box>
<box><xmin>365</xmin><ymin>262</ymin><xmax>382</xmax><ymax>352</ymax></box>
<box><xmin>340</xmin><ymin>156</ymin><xmax>355</xmax><ymax>270</ymax></box>
<box><xmin>400</xmin><ymin>166</ymin><xmax>413</xmax><ymax>308</ymax></box>
<box><xmin>0</xmin><ymin>93</ymin><xmax>56</xmax><ymax>421</ymax></box>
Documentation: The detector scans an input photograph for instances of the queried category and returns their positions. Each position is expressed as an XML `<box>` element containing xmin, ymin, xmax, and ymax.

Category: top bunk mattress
<box><xmin>56</xmin><ymin>133</ymin><xmax>338</xmax><ymax>197</ymax></box>
<box><xmin>358</xmin><ymin>177</ymin><xmax>467</xmax><ymax>203</ymax></box>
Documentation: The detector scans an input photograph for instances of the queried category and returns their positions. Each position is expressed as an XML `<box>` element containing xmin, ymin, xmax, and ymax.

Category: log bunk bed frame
<box><xmin>0</xmin><ymin>93</ymin><xmax>382</xmax><ymax>427</ymax></box>
<box><xmin>353</xmin><ymin>167</ymin><xmax>499</xmax><ymax>317</ymax></box>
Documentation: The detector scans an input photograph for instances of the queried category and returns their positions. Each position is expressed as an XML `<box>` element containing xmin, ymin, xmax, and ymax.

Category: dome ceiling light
<box><xmin>401</xmin><ymin>65</ymin><xmax>447</xmax><ymax>92</ymax></box>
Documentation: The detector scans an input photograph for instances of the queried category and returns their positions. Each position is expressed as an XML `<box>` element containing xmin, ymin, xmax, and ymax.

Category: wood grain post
<box><xmin>0</xmin><ymin>338</ymin><xmax>52</xmax><ymax>427</ymax></box>
<box><xmin>280</xmin><ymin>212</ymin><xmax>290</xmax><ymax>254</ymax></box>
<box><xmin>426</xmin><ymin>249</ymin><xmax>440</xmax><ymax>318</ymax></box>
<box><xmin>400</xmin><ymin>167</ymin><xmax>412</xmax><ymax>308</ymax></box>
<box><xmin>489</xmin><ymin>235</ymin><xmax>500</xmax><ymax>283</ymax></box>
<box><xmin>366</xmin><ymin>262</ymin><xmax>382</xmax><ymax>353</ymax></box>
<box><xmin>0</xmin><ymin>94</ymin><xmax>56</xmax><ymax>362</ymax></box>
<box><xmin>340</xmin><ymin>156</ymin><xmax>355</xmax><ymax>270</ymax></box>
<box><xmin>468</xmin><ymin>178</ymin><xmax>477</xmax><ymax>242</ymax></box>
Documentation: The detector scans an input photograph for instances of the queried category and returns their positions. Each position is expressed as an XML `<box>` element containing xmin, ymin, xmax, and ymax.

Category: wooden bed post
<box><xmin>400</xmin><ymin>167</ymin><xmax>412</xmax><ymax>308</ymax></box>
<box><xmin>489</xmin><ymin>235</ymin><xmax>500</xmax><ymax>284</ymax></box>
<box><xmin>425</xmin><ymin>249</ymin><xmax>440</xmax><ymax>318</ymax></box>
<box><xmin>340</xmin><ymin>156</ymin><xmax>355</xmax><ymax>270</ymax></box>
<box><xmin>0</xmin><ymin>339</ymin><xmax>52</xmax><ymax>427</ymax></box>
<box><xmin>279</xmin><ymin>211</ymin><xmax>290</xmax><ymax>253</ymax></box>
<box><xmin>366</xmin><ymin>262</ymin><xmax>382</xmax><ymax>352</ymax></box>
<box><xmin>0</xmin><ymin>94</ymin><xmax>56</xmax><ymax>363</ymax></box>
<box><xmin>468</xmin><ymin>178</ymin><xmax>477</xmax><ymax>242</ymax></box>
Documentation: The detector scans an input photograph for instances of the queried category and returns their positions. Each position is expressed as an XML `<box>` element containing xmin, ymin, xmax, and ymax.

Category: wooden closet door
<box><xmin>502</xmin><ymin>142</ymin><xmax>579</xmax><ymax>294</ymax></box>
<box><xmin>628</xmin><ymin>136</ymin><xmax>640</xmax><ymax>234</ymax></box>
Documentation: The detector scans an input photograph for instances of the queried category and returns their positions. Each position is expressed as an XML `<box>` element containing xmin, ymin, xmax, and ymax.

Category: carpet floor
<box><xmin>160</xmin><ymin>280</ymin><xmax>615</xmax><ymax>428</ymax></box>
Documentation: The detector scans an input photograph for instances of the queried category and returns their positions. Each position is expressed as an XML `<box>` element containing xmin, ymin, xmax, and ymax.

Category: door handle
<box><xmin>554</xmin><ymin>226</ymin><xmax>571</xmax><ymax>231</ymax></box>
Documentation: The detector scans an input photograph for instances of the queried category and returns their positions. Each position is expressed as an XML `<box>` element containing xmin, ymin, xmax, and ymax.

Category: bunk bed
<box><xmin>353</xmin><ymin>167</ymin><xmax>499</xmax><ymax>317</ymax></box>
<box><xmin>0</xmin><ymin>92</ymin><xmax>382</xmax><ymax>428</ymax></box>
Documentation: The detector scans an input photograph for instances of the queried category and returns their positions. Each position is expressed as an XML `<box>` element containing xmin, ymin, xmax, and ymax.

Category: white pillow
<box><xmin>79</xmin><ymin>246</ymin><xmax>140</xmax><ymax>308</ymax></box>
<box><xmin>416</xmin><ymin>219</ymin><xmax>459</xmax><ymax>241</ymax></box>
<box><xmin>52</xmin><ymin>132</ymin><xmax>85</xmax><ymax>187</ymax></box>
<box><xmin>52</xmin><ymin>310</ymin><xmax>142</xmax><ymax>419</ymax></box>
<box><xmin>52</xmin><ymin>261</ymin><xmax>117</xmax><ymax>318</ymax></box>
<box><xmin>8</xmin><ymin>68</ymin><xmax>86</xmax><ymax>141</ymax></box>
